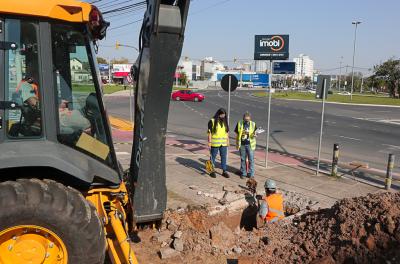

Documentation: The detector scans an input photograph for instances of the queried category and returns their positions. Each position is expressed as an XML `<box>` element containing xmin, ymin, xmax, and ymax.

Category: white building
<box><xmin>293</xmin><ymin>54</ymin><xmax>314</xmax><ymax>79</ymax></box>
<box><xmin>177</xmin><ymin>57</ymin><xmax>193</xmax><ymax>81</ymax></box>
<box><xmin>255</xmin><ymin>61</ymin><xmax>268</xmax><ymax>73</ymax></box>
<box><xmin>201</xmin><ymin>57</ymin><xmax>225</xmax><ymax>81</ymax></box>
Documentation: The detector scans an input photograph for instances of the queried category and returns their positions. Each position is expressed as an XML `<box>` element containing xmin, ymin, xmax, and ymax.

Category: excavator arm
<box><xmin>129</xmin><ymin>0</ymin><xmax>190</xmax><ymax>223</ymax></box>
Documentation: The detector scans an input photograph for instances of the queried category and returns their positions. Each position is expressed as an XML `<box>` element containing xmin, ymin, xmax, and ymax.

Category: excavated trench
<box><xmin>132</xmin><ymin>192</ymin><xmax>400</xmax><ymax>264</ymax></box>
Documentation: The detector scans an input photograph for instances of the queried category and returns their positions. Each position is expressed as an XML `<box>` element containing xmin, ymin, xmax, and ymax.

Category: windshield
<box><xmin>51</xmin><ymin>23</ymin><xmax>112</xmax><ymax>165</ymax></box>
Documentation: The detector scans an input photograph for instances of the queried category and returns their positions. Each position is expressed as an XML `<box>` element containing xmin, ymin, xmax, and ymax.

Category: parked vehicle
<box><xmin>172</xmin><ymin>89</ymin><xmax>205</xmax><ymax>102</ymax></box>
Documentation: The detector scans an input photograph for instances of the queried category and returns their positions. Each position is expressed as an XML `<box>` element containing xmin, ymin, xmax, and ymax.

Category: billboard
<box><xmin>273</xmin><ymin>62</ymin><xmax>296</xmax><ymax>74</ymax></box>
<box><xmin>252</xmin><ymin>74</ymin><xmax>269</xmax><ymax>87</ymax></box>
<box><xmin>216</xmin><ymin>73</ymin><xmax>269</xmax><ymax>86</ymax></box>
<box><xmin>254</xmin><ymin>35</ymin><xmax>289</xmax><ymax>60</ymax></box>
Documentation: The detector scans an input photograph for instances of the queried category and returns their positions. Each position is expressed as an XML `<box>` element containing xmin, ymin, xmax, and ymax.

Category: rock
<box><xmin>159</xmin><ymin>248</ymin><xmax>180</xmax><ymax>259</ymax></box>
<box><xmin>233</xmin><ymin>246</ymin><xmax>243</xmax><ymax>254</ymax></box>
<box><xmin>194</xmin><ymin>244</ymin><xmax>202</xmax><ymax>251</ymax></box>
<box><xmin>189</xmin><ymin>185</ymin><xmax>198</xmax><ymax>190</ymax></box>
<box><xmin>173</xmin><ymin>230</ymin><xmax>183</xmax><ymax>239</ymax></box>
<box><xmin>365</xmin><ymin>234</ymin><xmax>375</xmax><ymax>250</ymax></box>
<box><xmin>197</xmin><ymin>191</ymin><xmax>203</xmax><ymax>195</ymax></box>
<box><xmin>209</xmin><ymin>222</ymin><xmax>235</xmax><ymax>249</ymax></box>
<box><xmin>234</xmin><ymin>226</ymin><xmax>241</xmax><ymax>235</ymax></box>
<box><xmin>204</xmin><ymin>193</ymin><xmax>210</xmax><ymax>197</ymax></box>
<box><xmin>173</xmin><ymin>238</ymin><xmax>184</xmax><ymax>252</ymax></box>
<box><xmin>387</xmin><ymin>217</ymin><xmax>396</xmax><ymax>234</ymax></box>
<box><xmin>167</xmin><ymin>222</ymin><xmax>178</xmax><ymax>232</ymax></box>
<box><xmin>152</xmin><ymin>231</ymin><xmax>172</xmax><ymax>243</ymax></box>
<box><xmin>310</xmin><ymin>255</ymin><xmax>335</xmax><ymax>264</ymax></box>
<box><xmin>161</xmin><ymin>241</ymin><xmax>169</xmax><ymax>247</ymax></box>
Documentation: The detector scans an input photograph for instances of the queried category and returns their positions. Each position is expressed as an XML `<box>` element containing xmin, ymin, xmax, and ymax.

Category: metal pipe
<box><xmin>316</xmin><ymin>78</ymin><xmax>327</xmax><ymax>175</ymax></box>
<box><xmin>331</xmin><ymin>143</ymin><xmax>339</xmax><ymax>177</ymax></box>
<box><xmin>385</xmin><ymin>154</ymin><xmax>395</xmax><ymax>190</ymax></box>
<box><xmin>265</xmin><ymin>60</ymin><xmax>273</xmax><ymax>168</ymax></box>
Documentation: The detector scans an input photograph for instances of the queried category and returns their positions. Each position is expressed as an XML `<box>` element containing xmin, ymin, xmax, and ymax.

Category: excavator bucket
<box><xmin>129</xmin><ymin>0</ymin><xmax>190</xmax><ymax>223</ymax></box>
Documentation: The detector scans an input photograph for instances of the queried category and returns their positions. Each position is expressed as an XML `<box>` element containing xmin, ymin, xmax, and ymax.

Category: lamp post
<box><xmin>338</xmin><ymin>56</ymin><xmax>343</xmax><ymax>91</ymax></box>
<box><xmin>350</xmin><ymin>21</ymin><xmax>361</xmax><ymax>100</ymax></box>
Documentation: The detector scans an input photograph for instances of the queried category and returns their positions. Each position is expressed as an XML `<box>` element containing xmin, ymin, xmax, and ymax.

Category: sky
<box><xmin>96</xmin><ymin>0</ymin><xmax>400</xmax><ymax>74</ymax></box>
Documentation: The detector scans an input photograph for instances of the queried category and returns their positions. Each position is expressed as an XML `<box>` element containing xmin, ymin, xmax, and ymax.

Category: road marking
<box><xmin>382</xmin><ymin>144</ymin><xmax>400</xmax><ymax>150</ymax></box>
<box><xmin>351</xmin><ymin>125</ymin><xmax>360</xmax><ymax>128</ymax></box>
<box><xmin>116</xmin><ymin>152</ymin><xmax>130</xmax><ymax>155</ymax></box>
<box><xmin>335</xmin><ymin>135</ymin><xmax>362</xmax><ymax>141</ymax></box>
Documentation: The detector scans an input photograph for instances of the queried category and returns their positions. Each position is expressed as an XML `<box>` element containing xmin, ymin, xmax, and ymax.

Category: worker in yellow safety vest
<box><xmin>256</xmin><ymin>179</ymin><xmax>284</xmax><ymax>227</ymax></box>
<box><xmin>235</xmin><ymin>112</ymin><xmax>257</xmax><ymax>179</ymax></box>
<box><xmin>207</xmin><ymin>108</ymin><xmax>230</xmax><ymax>178</ymax></box>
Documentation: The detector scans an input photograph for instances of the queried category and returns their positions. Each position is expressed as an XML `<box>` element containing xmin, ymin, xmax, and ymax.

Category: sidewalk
<box><xmin>113</xmin><ymin>129</ymin><xmax>384</xmax><ymax>212</ymax></box>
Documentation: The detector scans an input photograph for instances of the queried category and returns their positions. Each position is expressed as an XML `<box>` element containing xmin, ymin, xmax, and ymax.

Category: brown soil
<box><xmin>131</xmin><ymin>192</ymin><xmax>400</xmax><ymax>264</ymax></box>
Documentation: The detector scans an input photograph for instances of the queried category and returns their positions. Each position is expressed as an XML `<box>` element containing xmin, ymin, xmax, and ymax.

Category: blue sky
<box><xmin>97</xmin><ymin>0</ymin><xmax>400</xmax><ymax>74</ymax></box>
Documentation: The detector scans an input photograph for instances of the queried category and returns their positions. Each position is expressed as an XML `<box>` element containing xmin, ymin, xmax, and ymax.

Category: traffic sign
<box><xmin>221</xmin><ymin>74</ymin><xmax>238</xmax><ymax>92</ymax></box>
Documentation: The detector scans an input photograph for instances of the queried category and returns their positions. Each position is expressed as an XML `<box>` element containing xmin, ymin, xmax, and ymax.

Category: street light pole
<box><xmin>350</xmin><ymin>21</ymin><xmax>361</xmax><ymax>100</ymax></box>
<box><xmin>338</xmin><ymin>56</ymin><xmax>343</xmax><ymax>91</ymax></box>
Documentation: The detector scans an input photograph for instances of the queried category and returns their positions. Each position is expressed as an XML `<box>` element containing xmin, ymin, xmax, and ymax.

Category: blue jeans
<box><xmin>210</xmin><ymin>146</ymin><xmax>227</xmax><ymax>172</ymax></box>
<box><xmin>240</xmin><ymin>144</ymin><xmax>254</xmax><ymax>177</ymax></box>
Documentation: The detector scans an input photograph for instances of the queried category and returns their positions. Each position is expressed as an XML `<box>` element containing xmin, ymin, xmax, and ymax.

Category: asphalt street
<box><xmin>104</xmin><ymin>90</ymin><xmax>400</xmax><ymax>173</ymax></box>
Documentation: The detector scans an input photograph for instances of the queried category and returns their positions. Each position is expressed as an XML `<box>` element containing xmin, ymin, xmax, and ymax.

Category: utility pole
<box><xmin>338</xmin><ymin>56</ymin><xmax>343</xmax><ymax>91</ymax></box>
<box><xmin>350</xmin><ymin>21</ymin><xmax>361</xmax><ymax>100</ymax></box>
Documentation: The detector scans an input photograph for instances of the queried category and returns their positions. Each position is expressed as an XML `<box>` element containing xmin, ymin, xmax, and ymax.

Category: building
<box><xmin>293</xmin><ymin>54</ymin><xmax>314</xmax><ymax>79</ymax></box>
<box><xmin>70</xmin><ymin>58</ymin><xmax>91</xmax><ymax>82</ymax></box>
<box><xmin>112</xmin><ymin>64</ymin><xmax>133</xmax><ymax>84</ymax></box>
<box><xmin>200</xmin><ymin>57</ymin><xmax>225</xmax><ymax>81</ymax></box>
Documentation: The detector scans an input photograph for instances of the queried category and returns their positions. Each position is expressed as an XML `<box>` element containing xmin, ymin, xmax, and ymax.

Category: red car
<box><xmin>171</xmin><ymin>90</ymin><xmax>205</xmax><ymax>102</ymax></box>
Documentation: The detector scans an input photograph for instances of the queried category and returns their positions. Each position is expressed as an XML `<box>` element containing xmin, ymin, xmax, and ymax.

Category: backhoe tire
<box><xmin>0</xmin><ymin>179</ymin><xmax>106</xmax><ymax>264</ymax></box>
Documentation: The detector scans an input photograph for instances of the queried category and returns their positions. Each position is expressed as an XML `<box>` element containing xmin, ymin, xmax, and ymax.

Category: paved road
<box><xmin>104</xmin><ymin>90</ymin><xmax>400</xmax><ymax>173</ymax></box>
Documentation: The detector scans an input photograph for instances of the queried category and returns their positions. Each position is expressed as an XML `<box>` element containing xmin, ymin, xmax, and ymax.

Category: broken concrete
<box><xmin>209</xmin><ymin>221</ymin><xmax>235</xmax><ymax>249</ymax></box>
<box><xmin>159</xmin><ymin>247</ymin><xmax>180</xmax><ymax>259</ymax></box>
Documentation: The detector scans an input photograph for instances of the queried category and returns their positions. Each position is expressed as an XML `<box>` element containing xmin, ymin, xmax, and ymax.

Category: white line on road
<box><xmin>116</xmin><ymin>152</ymin><xmax>130</xmax><ymax>155</ymax></box>
<box><xmin>335</xmin><ymin>135</ymin><xmax>362</xmax><ymax>141</ymax></box>
<box><xmin>382</xmin><ymin>144</ymin><xmax>400</xmax><ymax>150</ymax></box>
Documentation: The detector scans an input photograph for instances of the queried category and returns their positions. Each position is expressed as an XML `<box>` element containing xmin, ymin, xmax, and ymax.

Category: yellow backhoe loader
<box><xmin>0</xmin><ymin>0</ymin><xmax>189</xmax><ymax>263</ymax></box>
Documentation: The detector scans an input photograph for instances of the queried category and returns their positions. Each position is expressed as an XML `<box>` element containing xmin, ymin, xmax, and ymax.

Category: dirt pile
<box><xmin>132</xmin><ymin>192</ymin><xmax>400</xmax><ymax>264</ymax></box>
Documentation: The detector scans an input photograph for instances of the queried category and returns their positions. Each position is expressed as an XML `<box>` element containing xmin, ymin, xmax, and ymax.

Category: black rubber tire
<box><xmin>0</xmin><ymin>179</ymin><xmax>106</xmax><ymax>264</ymax></box>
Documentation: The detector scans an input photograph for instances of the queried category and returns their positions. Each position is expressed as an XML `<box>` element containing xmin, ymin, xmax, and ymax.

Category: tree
<box><xmin>97</xmin><ymin>57</ymin><xmax>108</xmax><ymax>64</ymax></box>
<box><xmin>373</xmin><ymin>59</ymin><xmax>400</xmax><ymax>98</ymax></box>
<box><xmin>111</xmin><ymin>57</ymin><xmax>130</xmax><ymax>64</ymax></box>
<box><xmin>303</xmin><ymin>76</ymin><xmax>311</xmax><ymax>86</ymax></box>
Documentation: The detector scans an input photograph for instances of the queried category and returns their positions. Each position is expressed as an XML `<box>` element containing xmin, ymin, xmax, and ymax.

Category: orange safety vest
<box><xmin>264</xmin><ymin>193</ymin><xmax>284</xmax><ymax>223</ymax></box>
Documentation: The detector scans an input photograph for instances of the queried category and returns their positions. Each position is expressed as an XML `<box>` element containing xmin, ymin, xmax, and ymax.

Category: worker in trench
<box><xmin>256</xmin><ymin>179</ymin><xmax>284</xmax><ymax>228</ymax></box>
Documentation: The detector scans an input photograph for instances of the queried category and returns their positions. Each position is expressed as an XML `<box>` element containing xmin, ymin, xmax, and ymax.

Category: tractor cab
<box><xmin>0</xmin><ymin>1</ymin><xmax>119</xmax><ymax>187</ymax></box>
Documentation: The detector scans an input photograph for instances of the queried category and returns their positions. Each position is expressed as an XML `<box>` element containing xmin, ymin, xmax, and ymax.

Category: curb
<box><xmin>251</xmin><ymin>94</ymin><xmax>400</xmax><ymax>108</ymax></box>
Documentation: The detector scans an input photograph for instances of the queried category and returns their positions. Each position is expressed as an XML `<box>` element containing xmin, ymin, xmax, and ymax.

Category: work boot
<box><xmin>210</xmin><ymin>172</ymin><xmax>217</xmax><ymax>178</ymax></box>
<box><xmin>222</xmin><ymin>171</ymin><xmax>230</xmax><ymax>178</ymax></box>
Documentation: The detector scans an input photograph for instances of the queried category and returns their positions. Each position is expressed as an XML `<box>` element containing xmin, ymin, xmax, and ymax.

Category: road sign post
<box><xmin>221</xmin><ymin>74</ymin><xmax>238</xmax><ymax>164</ymax></box>
<box><xmin>265</xmin><ymin>60</ymin><xmax>273</xmax><ymax>168</ymax></box>
<box><xmin>316</xmin><ymin>78</ymin><xmax>327</xmax><ymax>176</ymax></box>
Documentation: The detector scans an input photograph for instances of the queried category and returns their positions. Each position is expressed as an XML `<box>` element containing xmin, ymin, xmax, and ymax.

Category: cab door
<box><xmin>1</xmin><ymin>18</ymin><xmax>43</xmax><ymax>140</ymax></box>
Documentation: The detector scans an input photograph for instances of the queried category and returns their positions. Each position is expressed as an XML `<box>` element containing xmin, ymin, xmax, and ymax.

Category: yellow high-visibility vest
<box><xmin>210</xmin><ymin>118</ymin><xmax>228</xmax><ymax>147</ymax></box>
<box><xmin>237</xmin><ymin>120</ymin><xmax>256</xmax><ymax>150</ymax></box>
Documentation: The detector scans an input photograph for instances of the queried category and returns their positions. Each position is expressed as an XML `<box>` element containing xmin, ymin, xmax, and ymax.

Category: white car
<box><xmin>338</xmin><ymin>91</ymin><xmax>351</xmax><ymax>95</ymax></box>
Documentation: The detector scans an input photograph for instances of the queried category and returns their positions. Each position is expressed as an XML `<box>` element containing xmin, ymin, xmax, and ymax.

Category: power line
<box><xmin>102</xmin><ymin>1</ymin><xmax>146</xmax><ymax>15</ymax></box>
<box><xmin>108</xmin><ymin>19</ymin><xmax>142</xmax><ymax>30</ymax></box>
<box><xmin>190</xmin><ymin>0</ymin><xmax>234</xmax><ymax>15</ymax></box>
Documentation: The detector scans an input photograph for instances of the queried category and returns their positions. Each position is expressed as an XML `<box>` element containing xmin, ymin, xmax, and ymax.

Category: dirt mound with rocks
<box><xmin>132</xmin><ymin>192</ymin><xmax>400</xmax><ymax>264</ymax></box>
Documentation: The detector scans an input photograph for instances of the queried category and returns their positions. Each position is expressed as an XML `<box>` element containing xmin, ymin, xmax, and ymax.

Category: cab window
<box><xmin>51</xmin><ymin>24</ymin><xmax>112</xmax><ymax>164</ymax></box>
<box><xmin>4</xmin><ymin>19</ymin><xmax>42</xmax><ymax>138</ymax></box>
